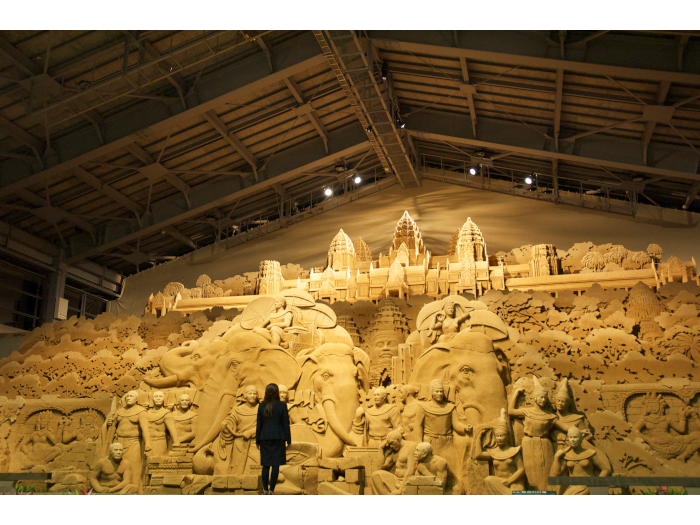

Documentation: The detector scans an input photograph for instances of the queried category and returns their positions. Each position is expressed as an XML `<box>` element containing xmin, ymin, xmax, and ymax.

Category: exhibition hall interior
<box><xmin>1</xmin><ymin>29</ymin><xmax>700</xmax><ymax>496</ymax></box>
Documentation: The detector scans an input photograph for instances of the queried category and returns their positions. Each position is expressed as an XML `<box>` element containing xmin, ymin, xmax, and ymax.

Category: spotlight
<box><xmin>525</xmin><ymin>176</ymin><xmax>533</xmax><ymax>185</ymax></box>
<box><xmin>381</xmin><ymin>62</ymin><xmax>388</xmax><ymax>80</ymax></box>
<box><xmin>354</xmin><ymin>176</ymin><xmax>361</xmax><ymax>184</ymax></box>
<box><xmin>324</xmin><ymin>187</ymin><xmax>332</xmax><ymax>196</ymax></box>
<box><xmin>396</xmin><ymin>117</ymin><xmax>405</xmax><ymax>129</ymax></box>
<box><xmin>469</xmin><ymin>167</ymin><xmax>477</xmax><ymax>176</ymax></box>
<box><xmin>365</xmin><ymin>126</ymin><xmax>372</xmax><ymax>133</ymax></box>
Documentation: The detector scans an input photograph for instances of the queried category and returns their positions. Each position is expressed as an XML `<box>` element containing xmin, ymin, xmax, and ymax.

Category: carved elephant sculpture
<box><xmin>409</xmin><ymin>331</ymin><xmax>511</xmax><ymax>427</ymax></box>
<box><xmin>143</xmin><ymin>339</ymin><xmax>227</xmax><ymax>390</ymax></box>
<box><xmin>295</xmin><ymin>343</ymin><xmax>370</xmax><ymax>458</ymax></box>
<box><xmin>190</xmin><ymin>332</ymin><xmax>302</xmax><ymax>452</ymax></box>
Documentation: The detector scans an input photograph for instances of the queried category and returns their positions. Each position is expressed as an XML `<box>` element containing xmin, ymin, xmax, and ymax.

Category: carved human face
<box><xmin>179</xmin><ymin>395</ymin><xmax>191</xmax><ymax>410</ymax></box>
<box><xmin>245</xmin><ymin>386</ymin><xmax>259</xmax><ymax>405</ymax></box>
<box><xmin>567</xmin><ymin>428</ymin><xmax>582</xmax><ymax>448</ymax></box>
<box><xmin>279</xmin><ymin>386</ymin><xmax>288</xmax><ymax>403</ymax></box>
<box><xmin>431</xmin><ymin>386</ymin><xmax>445</xmax><ymax>403</ymax></box>
<box><xmin>495</xmin><ymin>430</ymin><xmax>508</xmax><ymax>447</ymax></box>
<box><xmin>153</xmin><ymin>391</ymin><xmax>165</xmax><ymax>407</ymax></box>
<box><xmin>274</xmin><ymin>298</ymin><xmax>286</xmax><ymax>310</ymax></box>
<box><xmin>387</xmin><ymin>436</ymin><xmax>401</xmax><ymax>452</ymax></box>
<box><xmin>124</xmin><ymin>391</ymin><xmax>138</xmax><ymax>407</ymax></box>
<box><xmin>110</xmin><ymin>444</ymin><xmax>124</xmax><ymax>460</ymax></box>
<box><xmin>555</xmin><ymin>396</ymin><xmax>570</xmax><ymax>412</ymax></box>
<box><xmin>444</xmin><ymin>302</ymin><xmax>455</xmax><ymax>317</ymax></box>
<box><xmin>535</xmin><ymin>393</ymin><xmax>548</xmax><ymax>409</ymax></box>
<box><xmin>414</xmin><ymin>444</ymin><xmax>431</xmax><ymax>462</ymax></box>
<box><xmin>372</xmin><ymin>338</ymin><xmax>399</xmax><ymax>357</ymax></box>
<box><xmin>374</xmin><ymin>390</ymin><xmax>387</xmax><ymax>407</ymax></box>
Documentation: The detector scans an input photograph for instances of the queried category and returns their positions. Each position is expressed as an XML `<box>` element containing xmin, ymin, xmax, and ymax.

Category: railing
<box><xmin>549</xmin><ymin>476</ymin><xmax>700</xmax><ymax>495</ymax></box>
<box><xmin>419</xmin><ymin>151</ymin><xmax>639</xmax><ymax>217</ymax></box>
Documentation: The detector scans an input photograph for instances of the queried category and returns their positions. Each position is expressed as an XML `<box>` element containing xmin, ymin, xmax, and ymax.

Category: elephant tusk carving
<box><xmin>322</xmin><ymin>398</ymin><xmax>356</xmax><ymax>446</ymax></box>
<box><xmin>143</xmin><ymin>374</ymin><xmax>180</xmax><ymax>388</ymax></box>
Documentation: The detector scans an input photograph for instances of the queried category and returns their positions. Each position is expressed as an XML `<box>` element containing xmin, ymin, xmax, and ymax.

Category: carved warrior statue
<box><xmin>172</xmin><ymin>394</ymin><xmax>197</xmax><ymax>444</ymax></box>
<box><xmin>147</xmin><ymin>391</ymin><xmax>179</xmax><ymax>456</ymax></box>
<box><xmin>352</xmin><ymin>386</ymin><xmax>401</xmax><ymax>447</ymax></box>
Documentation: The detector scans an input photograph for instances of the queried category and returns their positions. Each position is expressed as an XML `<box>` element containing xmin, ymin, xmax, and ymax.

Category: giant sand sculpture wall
<box><xmin>1</xmin><ymin>211</ymin><xmax>699</xmax><ymax>495</ymax></box>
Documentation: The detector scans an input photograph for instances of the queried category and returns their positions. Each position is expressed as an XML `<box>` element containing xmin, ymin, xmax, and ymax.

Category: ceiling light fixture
<box><xmin>396</xmin><ymin>117</ymin><xmax>405</xmax><ymax>129</ymax></box>
<box><xmin>354</xmin><ymin>176</ymin><xmax>361</xmax><ymax>184</ymax></box>
<box><xmin>525</xmin><ymin>176</ymin><xmax>533</xmax><ymax>185</ymax></box>
<box><xmin>381</xmin><ymin>62</ymin><xmax>388</xmax><ymax>80</ymax></box>
<box><xmin>469</xmin><ymin>167</ymin><xmax>477</xmax><ymax>176</ymax></box>
<box><xmin>324</xmin><ymin>187</ymin><xmax>332</xmax><ymax>196</ymax></box>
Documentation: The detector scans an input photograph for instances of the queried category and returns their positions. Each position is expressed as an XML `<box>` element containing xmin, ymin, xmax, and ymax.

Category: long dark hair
<box><xmin>263</xmin><ymin>383</ymin><xmax>280</xmax><ymax>417</ymax></box>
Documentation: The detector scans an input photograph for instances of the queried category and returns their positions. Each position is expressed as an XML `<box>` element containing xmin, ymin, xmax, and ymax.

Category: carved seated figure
<box><xmin>252</xmin><ymin>297</ymin><xmax>307</xmax><ymax>349</ymax></box>
<box><xmin>424</xmin><ymin>301</ymin><xmax>470</xmax><ymax>346</ymax></box>
<box><xmin>57</xmin><ymin>413</ymin><xmax>100</xmax><ymax>444</ymax></box>
<box><xmin>550</xmin><ymin>427</ymin><xmax>610</xmax><ymax>495</ymax></box>
<box><xmin>352</xmin><ymin>386</ymin><xmax>401</xmax><ymax>447</ymax></box>
<box><xmin>632</xmin><ymin>395</ymin><xmax>695</xmax><ymax>458</ymax></box>
<box><xmin>472</xmin><ymin>409</ymin><xmax>525</xmax><ymax>495</ymax></box>
<box><xmin>401</xmin><ymin>442</ymin><xmax>456</xmax><ymax>495</ymax></box>
<box><xmin>18</xmin><ymin>412</ymin><xmax>65</xmax><ymax>469</ymax></box>
<box><xmin>371</xmin><ymin>427</ymin><xmax>418</xmax><ymax>495</ymax></box>
<box><xmin>89</xmin><ymin>443</ymin><xmax>138</xmax><ymax>494</ymax></box>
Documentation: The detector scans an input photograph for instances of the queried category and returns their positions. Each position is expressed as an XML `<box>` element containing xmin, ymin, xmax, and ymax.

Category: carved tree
<box><xmin>581</xmin><ymin>251</ymin><xmax>605</xmax><ymax>272</ymax></box>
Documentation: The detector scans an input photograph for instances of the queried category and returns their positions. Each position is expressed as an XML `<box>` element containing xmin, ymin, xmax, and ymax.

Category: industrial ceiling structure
<box><xmin>1</xmin><ymin>30</ymin><xmax>700</xmax><ymax>313</ymax></box>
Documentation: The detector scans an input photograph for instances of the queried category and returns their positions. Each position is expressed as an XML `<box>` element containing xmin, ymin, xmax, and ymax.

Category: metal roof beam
<box><xmin>370</xmin><ymin>37</ymin><xmax>700</xmax><ymax>85</ymax></box>
<box><xmin>0</xmin><ymin>35</ymin><xmax>327</xmax><ymax>200</ymax></box>
<box><xmin>62</xmin><ymin>125</ymin><xmax>370</xmax><ymax>265</ymax></box>
<box><xmin>16</xmin><ymin>188</ymin><xmax>95</xmax><ymax>236</ymax></box>
<box><xmin>73</xmin><ymin>166</ymin><xmax>144</xmax><ymax>217</ymax></box>
<box><xmin>285</xmin><ymin>76</ymin><xmax>330</xmax><ymax>152</ymax></box>
<box><xmin>162</xmin><ymin>225</ymin><xmax>196</xmax><ymax>249</ymax></box>
<box><xmin>203</xmin><ymin>110</ymin><xmax>259</xmax><ymax>170</ymax></box>
<box><xmin>0</xmin><ymin>113</ymin><xmax>45</xmax><ymax>153</ymax></box>
<box><xmin>0</xmin><ymin>35</ymin><xmax>41</xmax><ymax>76</ymax></box>
<box><xmin>642</xmin><ymin>80</ymin><xmax>672</xmax><ymax>165</ymax></box>
<box><xmin>553</xmin><ymin>69</ymin><xmax>563</xmax><ymax>151</ymax></box>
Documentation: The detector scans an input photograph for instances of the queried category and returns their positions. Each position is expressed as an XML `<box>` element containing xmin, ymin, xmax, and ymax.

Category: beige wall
<box><xmin>111</xmin><ymin>180</ymin><xmax>699</xmax><ymax>316</ymax></box>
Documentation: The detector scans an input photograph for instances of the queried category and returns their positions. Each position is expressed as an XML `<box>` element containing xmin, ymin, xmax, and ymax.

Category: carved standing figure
<box><xmin>508</xmin><ymin>377</ymin><xmax>560</xmax><ymax>491</ymax></box>
<box><xmin>399</xmin><ymin>384</ymin><xmax>420</xmax><ymax>436</ymax></box>
<box><xmin>472</xmin><ymin>409</ymin><xmax>525</xmax><ymax>495</ymax></box>
<box><xmin>89</xmin><ymin>443</ymin><xmax>138</xmax><ymax>494</ymax></box>
<box><xmin>208</xmin><ymin>385</ymin><xmax>260</xmax><ymax>475</ymax></box>
<box><xmin>370</xmin><ymin>427</ymin><xmax>418</xmax><ymax>495</ymax></box>
<box><xmin>352</xmin><ymin>386</ymin><xmax>401</xmax><ymax>447</ymax></box>
<box><xmin>413</xmin><ymin>379</ymin><xmax>471</xmax><ymax>479</ymax></box>
<box><xmin>147</xmin><ymin>391</ymin><xmax>179</xmax><ymax>455</ymax></box>
<box><xmin>172</xmin><ymin>394</ymin><xmax>197</xmax><ymax>444</ymax></box>
<box><xmin>550</xmin><ymin>427</ymin><xmax>610</xmax><ymax>495</ymax></box>
<box><xmin>279</xmin><ymin>385</ymin><xmax>302</xmax><ymax>424</ymax></box>
<box><xmin>105</xmin><ymin>390</ymin><xmax>152</xmax><ymax>493</ymax></box>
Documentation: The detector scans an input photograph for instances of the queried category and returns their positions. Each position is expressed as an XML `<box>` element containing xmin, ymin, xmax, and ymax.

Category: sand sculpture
<box><xmin>1</xmin><ymin>212</ymin><xmax>700</xmax><ymax>494</ymax></box>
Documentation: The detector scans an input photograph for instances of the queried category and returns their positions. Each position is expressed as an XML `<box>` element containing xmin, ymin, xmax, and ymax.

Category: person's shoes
<box><xmin>263</xmin><ymin>490</ymin><xmax>270</xmax><ymax>495</ymax></box>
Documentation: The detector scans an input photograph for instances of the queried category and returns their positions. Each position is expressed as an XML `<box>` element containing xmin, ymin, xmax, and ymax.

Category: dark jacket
<box><xmin>256</xmin><ymin>400</ymin><xmax>292</xmax><ymax>445</ymax></box>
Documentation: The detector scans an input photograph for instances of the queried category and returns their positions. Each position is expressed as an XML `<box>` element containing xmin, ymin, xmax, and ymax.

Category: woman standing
<box><xmin>256</xmin><ymin>383</ymin><xmax>292</xmax><ymax>494</ymax></box>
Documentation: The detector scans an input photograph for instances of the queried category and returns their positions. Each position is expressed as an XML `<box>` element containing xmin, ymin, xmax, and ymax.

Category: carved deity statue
<box><xmin>632</xmin><ymin>395</ymin><xmax>696</xmax><ymax>458</ymax></box>
<box><xmin>398</xmin><ymin>384</ymin><xmax>420</xmax><ymax>437</ymax></box>
<box><xmin>105</xmin><ymin>390</ymin><xmax>152</xmax><ymax>493</ymax></box>
<box><xmin>210</xmin><ymin>385</ymin><xmax>260</xmax><ymax>475</ymax></box>
<box><xmin>172</xmin><ymin>394</ymin><xmax>197</xmax><ymax>444</ymax></box>
<box><xmin>370</xmin><ymin>427</ymin><xmax>418</xmax><ymax>495</ymax></box>
<box><xmin>413</xmin><ymin>379</ymin><xmax>471</xmax><ymax>479</ymax></box>
<box><xmin>352</xmin><ymin>386</ymin><xmax>401</xmax><ymax>447</ymax></box>
<box><xmin>18</xmin><ymin>411</ymin><xmax>64</xmax><ymax>469</ymax></box>
<box><xmin>508</xmin><ymin>377</ymin><xmax>562</xmax><ymax>491</ymax></box>
<box><xmin>550</xmin><ymin>427</ymin><xmax>610</xmax><ymax>495</ymax></box>
<box><xmin>472</xmin><ymin>409</ymin><xmax>525</xmax><ymax>495</ymax></box>
<box><xmin>147</xmin><ymin>391</ymin><xmax>179</xmax><ymax>456</ymax></box>
<box><xmin>279</xmin><ymin>385</ymin><xmax>301</xmax><ymax>425</ymax></box>
<box><xmin>57</xmin><ymin>412</ymin><xmax>100</xmax><ymax>444</ymax></box>
<box><xmin>551</xmin><ymin>378</ymin><xmax>593</xmax><ymax>450</ymax></box>
<box><xmin>89</xmin><ymin>443</ymin><xmax>138</xmax><ymax>494</ymax></box>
